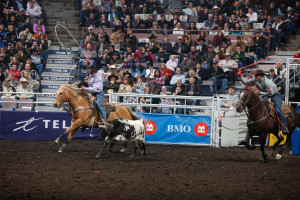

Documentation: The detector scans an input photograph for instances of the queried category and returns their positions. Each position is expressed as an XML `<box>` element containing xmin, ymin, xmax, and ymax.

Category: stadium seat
<box><xmin>18</xmin><ymin>99</ymin><xmax>34</xmax><ymax>111</ymax></box>
<box><xmin>200</xmin><ymin>85</ymin><xmax>213</xmax><ymax>96</ymax></box>
<box><xmin>1</xmin><ymin>98</ymin><xmax>17</xmax><ymax>109</ymax></box>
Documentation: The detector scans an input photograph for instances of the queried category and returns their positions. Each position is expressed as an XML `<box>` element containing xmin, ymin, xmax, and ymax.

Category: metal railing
<box><xmin>285</xmin><ymin>58</ymin><xmax>300</xmax><ymax>105</ymax></box>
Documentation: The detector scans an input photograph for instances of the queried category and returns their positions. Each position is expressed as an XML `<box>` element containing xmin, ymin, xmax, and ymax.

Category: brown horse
<box><xmin>53</xmin><ymin>85</ymin><xmax>138</xmax><ymax>153</ymax></box>
<box><xmin>236</xmin><ymin>87</ymin><xmax>300</xmax><ymax>162</ymax></box>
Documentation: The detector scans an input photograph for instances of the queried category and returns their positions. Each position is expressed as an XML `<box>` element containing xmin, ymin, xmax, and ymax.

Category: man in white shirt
<box><xmin>246</xmin><ymin>7</ymin><xmax>257</xmax><ymax>24</ymax></box>
<box><xmin>26</xmin><ymin>0</ymin><xmax>42</xmax><ymax>18</ymax></box>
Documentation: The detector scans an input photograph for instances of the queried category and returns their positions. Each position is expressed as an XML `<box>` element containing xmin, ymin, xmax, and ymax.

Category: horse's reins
<box><xmin>56</xmin><ymin>87</ymin><xmax>80</xmax><ymax>117</ymax></box>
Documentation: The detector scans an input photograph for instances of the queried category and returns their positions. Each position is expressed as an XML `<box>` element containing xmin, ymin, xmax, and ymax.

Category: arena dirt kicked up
<box><xmin>1</xmin><ymin>140</ymin><xmax>300</xmax><ymax>200</ymax></box>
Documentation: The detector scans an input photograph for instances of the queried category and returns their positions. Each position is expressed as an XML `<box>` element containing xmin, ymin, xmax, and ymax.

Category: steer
<box><xmin>95</xmin><ymin>118</ymin><xmax>146</xmax><ymax>158</ymax></box>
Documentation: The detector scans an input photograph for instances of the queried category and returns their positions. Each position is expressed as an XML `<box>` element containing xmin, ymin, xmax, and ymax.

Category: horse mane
<box><xmin>63</xmin><ymin>84</ymin><xmax>92</xmax><ymax>99</ymax></box>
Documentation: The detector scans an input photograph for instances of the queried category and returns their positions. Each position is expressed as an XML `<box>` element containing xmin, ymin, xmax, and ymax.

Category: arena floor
<box><xmin>1</xmin><ymin>140</ymin><xmax>300</xmax><ymax>200</ymax></box>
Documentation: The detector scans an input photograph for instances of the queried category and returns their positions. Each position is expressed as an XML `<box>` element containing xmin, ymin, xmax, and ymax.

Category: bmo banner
<box><xmin>137</xmin><ymin>113</ymin><xmax>211</xmax><ymax>145</ymax></box>
<box><xmin>0</xmin><ymin>111</ymin><xmax>96</xmax><ymax>140</ymax></box>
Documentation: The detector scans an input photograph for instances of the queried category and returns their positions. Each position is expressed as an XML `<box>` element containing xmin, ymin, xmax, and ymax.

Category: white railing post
<box><xmin>285</xmin><ymin>58</ymin><xmax>290</xmax><ymax>105</ymax></box>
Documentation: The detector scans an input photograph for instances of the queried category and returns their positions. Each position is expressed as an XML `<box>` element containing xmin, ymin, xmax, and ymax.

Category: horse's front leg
<box><xmin>58</xmin><ymin>120</ymin><xmax>82</xmax><ymax>153</ymax></box>
<box><xmin>54</xmin><ymin>132</ymin><xmax>67</xmax><ymax>144</ymax></box>
<box><xmin>239</xmin><ymin>129</ymin><xmax>256</xmax><ymax>150</ymax></box>
<box><xmin>260</xmin><ymin>135</ymin><xmax>268</xmax><ymax>163</ymax></box>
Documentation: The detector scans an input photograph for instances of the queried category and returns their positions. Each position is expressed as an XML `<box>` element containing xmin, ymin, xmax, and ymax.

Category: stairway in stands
<box><xmin>37</xmin><ymin>0</ymin><xmax>82</xmax><ymax>111</ymax></box>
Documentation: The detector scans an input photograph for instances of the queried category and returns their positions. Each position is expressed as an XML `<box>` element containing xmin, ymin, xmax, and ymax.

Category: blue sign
<box><xmin>137</xmin><ymin>113</ymin><xmax>211</xmax><ymax>145</ymax></box>
<box><xmin>0</xmin><ymin>111</ymin><xmax>97</xmax><ymax>140</ymax></box>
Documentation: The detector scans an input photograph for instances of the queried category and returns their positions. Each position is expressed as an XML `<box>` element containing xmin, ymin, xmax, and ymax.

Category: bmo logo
<box><xmin>194</xmin><ymin>122</ymin><xmax>209</xmax><ymax>137</ymax></box>
<box><xmin>145</xmin><ymin>120</ymin><xmax>157</xmax><ymax>135</ymax></box>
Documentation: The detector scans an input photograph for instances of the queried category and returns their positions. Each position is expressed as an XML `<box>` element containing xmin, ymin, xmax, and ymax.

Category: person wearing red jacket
<box><xmin>159</xmin><ymin>63</ymin><xmax>173</xmax><ymax>86</ymax></box>
<box><xmin>133</xmin><ymin>47</ymin><xmax>154</xmax><ymax>62</ymax></box>
<box><xmin>7</xmin><ymin>64</ymin><xmax>20</xmax><ymax>81</ymax></box>
<box><xmin>294</xmin><ymin>46</ymin><xmax>300</xmax><ymax>63</ymax></box>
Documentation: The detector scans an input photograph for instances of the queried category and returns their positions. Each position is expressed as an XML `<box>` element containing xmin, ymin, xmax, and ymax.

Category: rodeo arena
<box><xmin>1</xmin><ymin>0</ymin><xmax>300</xmax><ymax>199</ymax></box>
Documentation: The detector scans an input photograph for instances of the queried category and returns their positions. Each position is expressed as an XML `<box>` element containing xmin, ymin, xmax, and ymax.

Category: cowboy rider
<box><xmin>81</xmin><ymin>64</ymin><xmax>106</xmax><ymax>124</ymax></box>
<box><xmin>238</xmin><ymin>69</ymin><xmax>289</xmax><ymax>134</ymax></box>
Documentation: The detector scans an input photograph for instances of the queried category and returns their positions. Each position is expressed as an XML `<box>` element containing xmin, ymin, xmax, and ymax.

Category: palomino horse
<box><xmin>53</xmin><ymin>85</ymin><xmax>138</xmax><ymax>153</ymax></box>
<box><xmin>236</xmin><ymin>87</ymin><xmax>300</xmax><ymax>162</ymax></box>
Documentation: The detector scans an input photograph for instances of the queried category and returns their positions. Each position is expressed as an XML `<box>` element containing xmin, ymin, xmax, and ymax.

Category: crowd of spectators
<box><xmin>76</xmin><ymin>0</ymin><xmax>299</xmax><ymax>113</ymax></box>
<box><xmin>0</xmin><ymin>0</ymin><xmax>48</xmax><ymax>102</ymax></box>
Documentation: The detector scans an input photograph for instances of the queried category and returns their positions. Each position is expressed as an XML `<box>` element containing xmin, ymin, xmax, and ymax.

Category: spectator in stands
<box><xmin>185</xmin><ymin>76</ymin><xmax>201</xmax><ymax>112</ymax></box>
<box><xmin>187</xmin><ymin>22</ymin><xmax>198</xmax><ymax>34</ymax></box>
<box><xmin>19</xmin><ymin>17</ymin><xmax>33</xmax><ymax>32</ymax></box>
<box><xmin>104</xmin><ymin>74</ymin><xmax>119</xmax><ymax>94</ymax></box>
<box><xmin>81</xmin><ymin>35</ymin><xmax>95</xmax><ymax>50</ymax></box>
<box><xmin>243</xmin><ymin>22</ymin><xmax>254</xmax><ymax>35</ymax></box>
<box><xmin>110</xmin><ymin>26</ymin><xmax>125</xmax><ymax>43</ymax></box>
<box><xmin>180</xmin><ymin>54</ymin><xmax>194</xmax><ymax>72</ymax></box>
<box><xmin>84</xmin><ymin>26</ymin><xmax>97</xmax><ymax>42</ymax></box>
<box><xmin>30</xmin><ymin>49</ymin><xmax>43</xmax><ymax>75</ymax></box>
<box><xmin>153</xmin><ymin>96</ymin><xmax>174</xmax><ymax>114</ymax></box>
<box><xmin>133</xmin><ymin>47</ymin><xmax>154</xmax><ymax>62</ymax></box>
<box><xmin>253</xmin><ymin>31</ymin><xmax>266</xmax><ymax>60</ymax></box>
<box><xmin>136</xmin><ymin>76</ymin><xmax>145</xmax><ymax>94</ymax></box>
<box><xmin>22</xmin><ymin>70</ymin><xmax>39</xmax><ymax>91</ymax></box>
<box><xmin>173</xmin><ymin>86</ymin><xmax>185</xmax><ymax>114</ymax></box>
<box><xmin>218</xmin><ymin>52</ymin><xmax>238</xmax><ymax>86</ymax></box>
<box><xmin>166</xmin><ymin>55</ymin><xmax>178</xmax><ymax>72</ymax></box>
<box><xmin>294</xmin><ymin>46</ymin><xmax>300</xmax><ymax>64</ymax></box>
<box><xmin>228</xmin><ymin>14</ymin><xmax>238</xmax><ymax>29</ymax></box>
<box><xmin>230</xmin><ymin>36</ymin><xmax>246</xmax><ymax>54</ymax></box>
<box><xmin>285</xmin><ymin>7</ymin><xmax>297</xmax><ymax>35</ymax></box>
<box><xmin>203</xmin><ymin>44</ymin><xmax>216</xmax><ymax>68</ymax></box>
<box><xmin>21</xmin><ymin>63</ymin><xmax>39</xmax><ymax>83</ymax></box>
<box><xmin>155</xmin><ymin>47</ymin><xmax>168</xmax><ymax>63</ymax></box>
<box><xmin>173</xmin><ymin>22</ymin><xmax>184</xmax><ymax>35</ymax></box>
<box><xmin>212</xmin><ymin>31</ymin><xmax>225</xmax><ymax>48</ymax></box>
<box><xmin>162</xmin><ymin>21</ymin><xmax>170</xmax><ymax>36</ymax></box>
<box><xmin>109</xmin><ymin>51</ymin><xmax>122</xmax><ymax>66</ymax></box>
<box><xmin>98</xmin><ymin>14</ymin><xmax>110</xmax><ymax>28</ymax></box>
<box><xmin>130</xmin><ymin>60</ymin><xmax>146</xmax><ymax>79</ymax></box>
<box><xmin>1</xmin><ymin>78</ymin><xmax>16</xmax><ymax>99</ymax></box>
<box><xmin>146</xmin><ymin>74</ymin><xmax>160</xmax><ymax>95</ymax></box>
<box><xmin>170</xmin><ymin>67</ymin><xmax>186</xmax><ymax>85</ymax></box>
<box><xmin>173</xmin><ymin>36</ymin><xmax>189</xmax><ymax>61</ymax></box>
<box><xmin>231</xmin><ymin>22</ymin><xmax>243</xmax><ymax>35</ymax></box>
<box><xmin>195</xmin><ymin>62</ymin><xmax>208</xmax><ymax>83</ymax></box>
<box><xmin>14</xmin><ymin>48</ymin><xmax>27</xmax><ymax>65</ymax></box>
<box><xmin>17</xmin><ymin>8</ymin><xmax>27</xmax><ymax>23</ymax></box>
<box><xmin>154</xmin><ymin>69</ymin><xmax>165</xmax><ymax>86</ymax></box>
<box><xmin>108</xmin><ymin>7</ymin><xmax>118</xmax><ymax>22</ymax></box>
<box><xmin>275</xmin><ymin>16</ymin><xmax>288</xmax><ymax>48</ymax></box>
<box><xmin>204</xmin><ymin>13</ymin><xmax>216</xmax><ymax>30</ymax></box>
<box><xmin>222</xmin><ymin>86</ymin><xmax>238</xmax><ymax>109</ymax></box>
<box><xmin>267</xmin><ymin>68</ymin><xmax>284</xmax><ymax>94</ymax></box>
<box><xmin>105</xmin><ymin>0</ymin><xmax>116</xmax><ymax>12</ymax></box>
<box><xmin>26</xmin><ymin>0</ymin><xmax>42</xmax><ymax>18</ymax></box>
<box><xmin>6</xmin><ymin>74</ymin><xmax>19</xmax><ymax>87</ymax></box>
<box><xmin>0</xmin><ymin>54</ymin><xmax>8</xmax><ymax>71</ymax></box>
<box><xmin>0</xmin><ymin>67</ymin><xmax>4</xmax><ymax>84</ymax></box>
<box><xmin>146</xmin><ymin>34</ymin><xmax>160</xmax><ymax>54</ymax></box>
<box><xmin>16</xmin><ymin>78</ymin><xmax>33</xmax><ymax>99</ymax></box>
<box><xmin>159</xmin><ymin>63</ymin><xmax>173</xmax><ymax>86</ymax></box>
<box><xmin>161</xmin><ymin>37</ymin><xmax>173</xmax><ymax>56</ymax></box>
<box><xmin>33</xmin><ymin>19</ymin><xmax>45</xmax><ymax>34</ymax></box>
<box><xmin>118</xmin><ymin>77</ymin><xmax>131</xmax><ymax>93</ymax></box>
<box><xmin>186</xmin><ymin>69</ymin><xmax>199</xmax><ymax>86</ymax></box>
<box><xmin>7</xmin><ymin>64</ymin><xmax>20</xmax><ymax>81</ymax></box>
<box><xmin>246</xmin><ymin>7</ymin><xmax>258</xmax><ymax>24</ymax></box>
<box><xmin>263</xmin><ymin>15</ymin><xmax>276</xmax><ymax>29</ymax></box>
<box><xmin>19</xmin><ymin>25</ymin><xmax>33</xmax><ymax>41</ymax></box>
<box><xmin>245</xmin><ymin>37</ymin><xmax>256</xmax><ymax>66</ymax></box>
<box><xmin>232</xmin><ymin>46</ymin><xmax>245</xmax><ymax>68</ymax></box>
<box><xmin>95</xmin><ymin>35</ymin><xmax>109</xmax><ymax>55</ymax></box>
<box><xmin>183</xmin><ymin>1</ymin><xmax>198</xmax><ymax>16</ymax></box>
<box><xmin>169</xmin><ymin>14</ymin><xmax>181</xmax><ymax>29</ymax></box>
<box><xmin>171</xmin><ymin>77</ymin><xmax>186</xmax><ymax>94</ymax></box>
<box><xmin>207</xmin><ymin>60</ymin><xmax>228</xmax><ymax>94</ymax></box>
<box><xmin>158</xmin><ymin>15</ymin><xmax>168</xmax><ymax>28</ymax></box>
<box><xmin>263</xmin><ymin>24</ymin><xmax>277</xmax><ymax>51</ymax></box>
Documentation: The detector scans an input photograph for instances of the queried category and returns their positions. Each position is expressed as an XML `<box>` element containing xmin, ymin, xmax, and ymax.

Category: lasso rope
<box><xmin>239</xmin><ymin>54</ymin><xmax>283</xmax><ymax>72</ymax></box>
<box><xmin>54</xmin><ymin>24</ymin><xmax>95</xmax><ymax>137</ymax></box>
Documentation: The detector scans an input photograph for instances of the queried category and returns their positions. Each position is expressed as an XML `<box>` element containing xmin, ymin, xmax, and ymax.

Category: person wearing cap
<box><xmin>17</xmin><ymin>8</ymin><xmax>27</xmax><ymax>23</ymax></box>
<box><xmin>222</xmin><ymin>86</ymin><xmax>239</xmax><ymax>109</ymax></box>
<box><xmin>16</xmin><ymin>78</ymin><xmax>33</xmax><ymax>99</ymax></box>
<box><xmin>207</xmin><ymin>59</ymin><xmax>228</xmax><ymax>94</ymax></box>
<box><xmin>285</xmin><ymin>6</ymin><xmax>297</xmax><ymax>35</ymax></box>
<box><xmin>81</xmin><ymin>65</ymin><xmax>106</xmax><ymax>123</ymax></box>
<box><xmin>22</xmin><ymin>70</ymin><xmax>40</xmax><ymax>91</ymax></box>
<box><xmin>145</xmin><ymin>34</ymin><xmax>160</xmax><ymax>54</ymax></box>
<box><xmin>180</xmin><ymin>54</ymin><xmax>194</xmax><ymax>72</ymax></box>
<box><xmin>218</xmin><ymin>52</ymin><xmax>238</xmax><ymax>86</ymax></box>
<box><xmin>108</xmin><ymin>64</ymin><xmax>122</xmax><ymax>83</ymax></box>
<box><xmin>117</xmin><ymin>58</ymin><xmax>130</xmax><ymax>73</ymax></box>
<box><xmin>130</xmin><ymin>60</ymin><xmax>146</xmax><ymax>79</ymax></box>
<box><xmin>173</xmin><ymin>36</ymin><xmax>189</xmax><ymax>61</ymax></box>
<box><xmin>238</xmin><ymin>69</ymin><xmax>289</xmax><ymax>134</ymax></box>
<box><xmin>109</xmin><ymin>51</ymin><xmax>122</xmax><ymax>66</ymax></box>
<box><xmin>253</xmin><ymin>31</ymin><xmax>267</xmax><ymax>60</ymax></box>
<box><xmin>146</xmin><ymin>74</ymin><xmax>161</xmax><ymax>95</ymax></box>
<box><xmin>267</xmin><ymin>68</ymin><xmax>284</xmax><ymax>94</ymax></box>
<box><xmin>1</xmin><ymin>76</ymin><xmax>16</xmax><ymax>99</ymax></box>
<box><xmin>84</xmin><ymin>26</ymin><xmax>97</xmax><ymax>42</ymax></box>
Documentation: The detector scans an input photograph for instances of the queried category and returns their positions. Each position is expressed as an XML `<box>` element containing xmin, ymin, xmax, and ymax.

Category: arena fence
<box><xmin>285</xmin><ymin>58</ymin><xmax>300</xmax><ymax>106</ymax></box>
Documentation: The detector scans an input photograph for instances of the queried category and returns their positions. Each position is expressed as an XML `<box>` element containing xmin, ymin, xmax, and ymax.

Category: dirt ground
<box><xmin>0</xmin><ymin>140</ymin><xmax>300</xmax><ymax>200</ymax></box>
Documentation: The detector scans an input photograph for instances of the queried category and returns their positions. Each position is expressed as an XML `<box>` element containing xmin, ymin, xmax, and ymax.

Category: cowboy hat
<box><xmin>108</xmin><ymin>74</ymin><xmax>118</xmax><ymax>81</ymax></box>
<box><xmin>109</xmin><ymin>65</ymin><xmax>117</xmax><ymax>69</ymax></box>
<box><xmin>20</xmin><ymin>78</ymin><xmax>29</xmax><ymax>83</ymax></box>
<box><xmin>212</xmin><ymin>6</ymin><xmax>220</xmax><ymax>10</ymax></box>
<box><xmin>148</xmin><ymin>34</ymin><xmax>157</xmax><ymax>39</ymax></box>
<box><xmin>148</xmin><ymin>74</ymin><xmax>155</xmax><ymax>79</ymax></box>
<box><xmin>255</xmin><ymin>69</ymin><xmax>266</xmax><ymax>76</ymax></box>
<box><xmin>225</xmin><ymin>52</ymin><xmax>231</xmax><ymax>56</ymax></box>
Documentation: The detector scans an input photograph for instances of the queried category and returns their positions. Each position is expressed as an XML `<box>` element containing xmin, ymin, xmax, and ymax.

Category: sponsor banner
<box><xmin>47</xmin><ymin>60</ymin><xmax>76</xmax><ymax>65</ymax></box>
<box><xmin>137</xmin><ymin>113</ymin><xmax>211</xmax><ymax>145</ymax></box>
<box><xmin>42</xmin><ymin>76</ymin><xmax>74</xmax><ymax>82</ymax></box>
<box><xmin>48</xmin><ymin>50</ymin><xmax>73</xmax><ymax>55</ymax></box>
<box><xmin>0</xmin><ymin>111</ymin><xmax>96</xmax><ymax>140</ymax></box>
<box><xmin>42</xmin><ymin>85</ymin><xmax>60</xmax><ymax>89</ymax></box>
<box><xmin>43</xmin><ymin>68</ymin><xmax>75</xmax><ymax>73</ymax></box>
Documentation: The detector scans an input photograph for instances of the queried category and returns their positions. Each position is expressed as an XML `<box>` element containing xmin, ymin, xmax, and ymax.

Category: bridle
<box><xmin>55</xmin><ymin>86</ymin><xmax>79</xmax><ymax>114</ymax></box>
<box><xmin>238</xmin><ymin>88</ymin><xmax>271</xmax><ymax>125</ymax></box>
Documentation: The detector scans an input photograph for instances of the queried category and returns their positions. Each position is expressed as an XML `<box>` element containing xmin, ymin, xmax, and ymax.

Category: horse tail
<box><xmin>124</xmin><ymin>106</ymin><xmax>139</xmax><ymax>120</ymax></box>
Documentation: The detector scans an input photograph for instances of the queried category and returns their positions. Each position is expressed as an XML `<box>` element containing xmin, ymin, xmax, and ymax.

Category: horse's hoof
<box><xmin>54</xmin><ymin>139</ymin><xmax>60</xmax><ymax>144</ymax></box>
<box><xmin>249</xmin><ymin>144</ymin><xmax>256</xmax><ymax>150</ymax></box>
<box><xmin>276</xmin><ymin>154</ymin><xmax>282</xmax><ymax>160</ymax></box>
<box><xmin>58</xmin><ymin>149</ymin><xmax>64</xmax><ymax>153</ymax></box>
<box><xmin>95</xmin><ymin>155</ymin><xmax>100</xmax><ymax>159</ymax></box>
